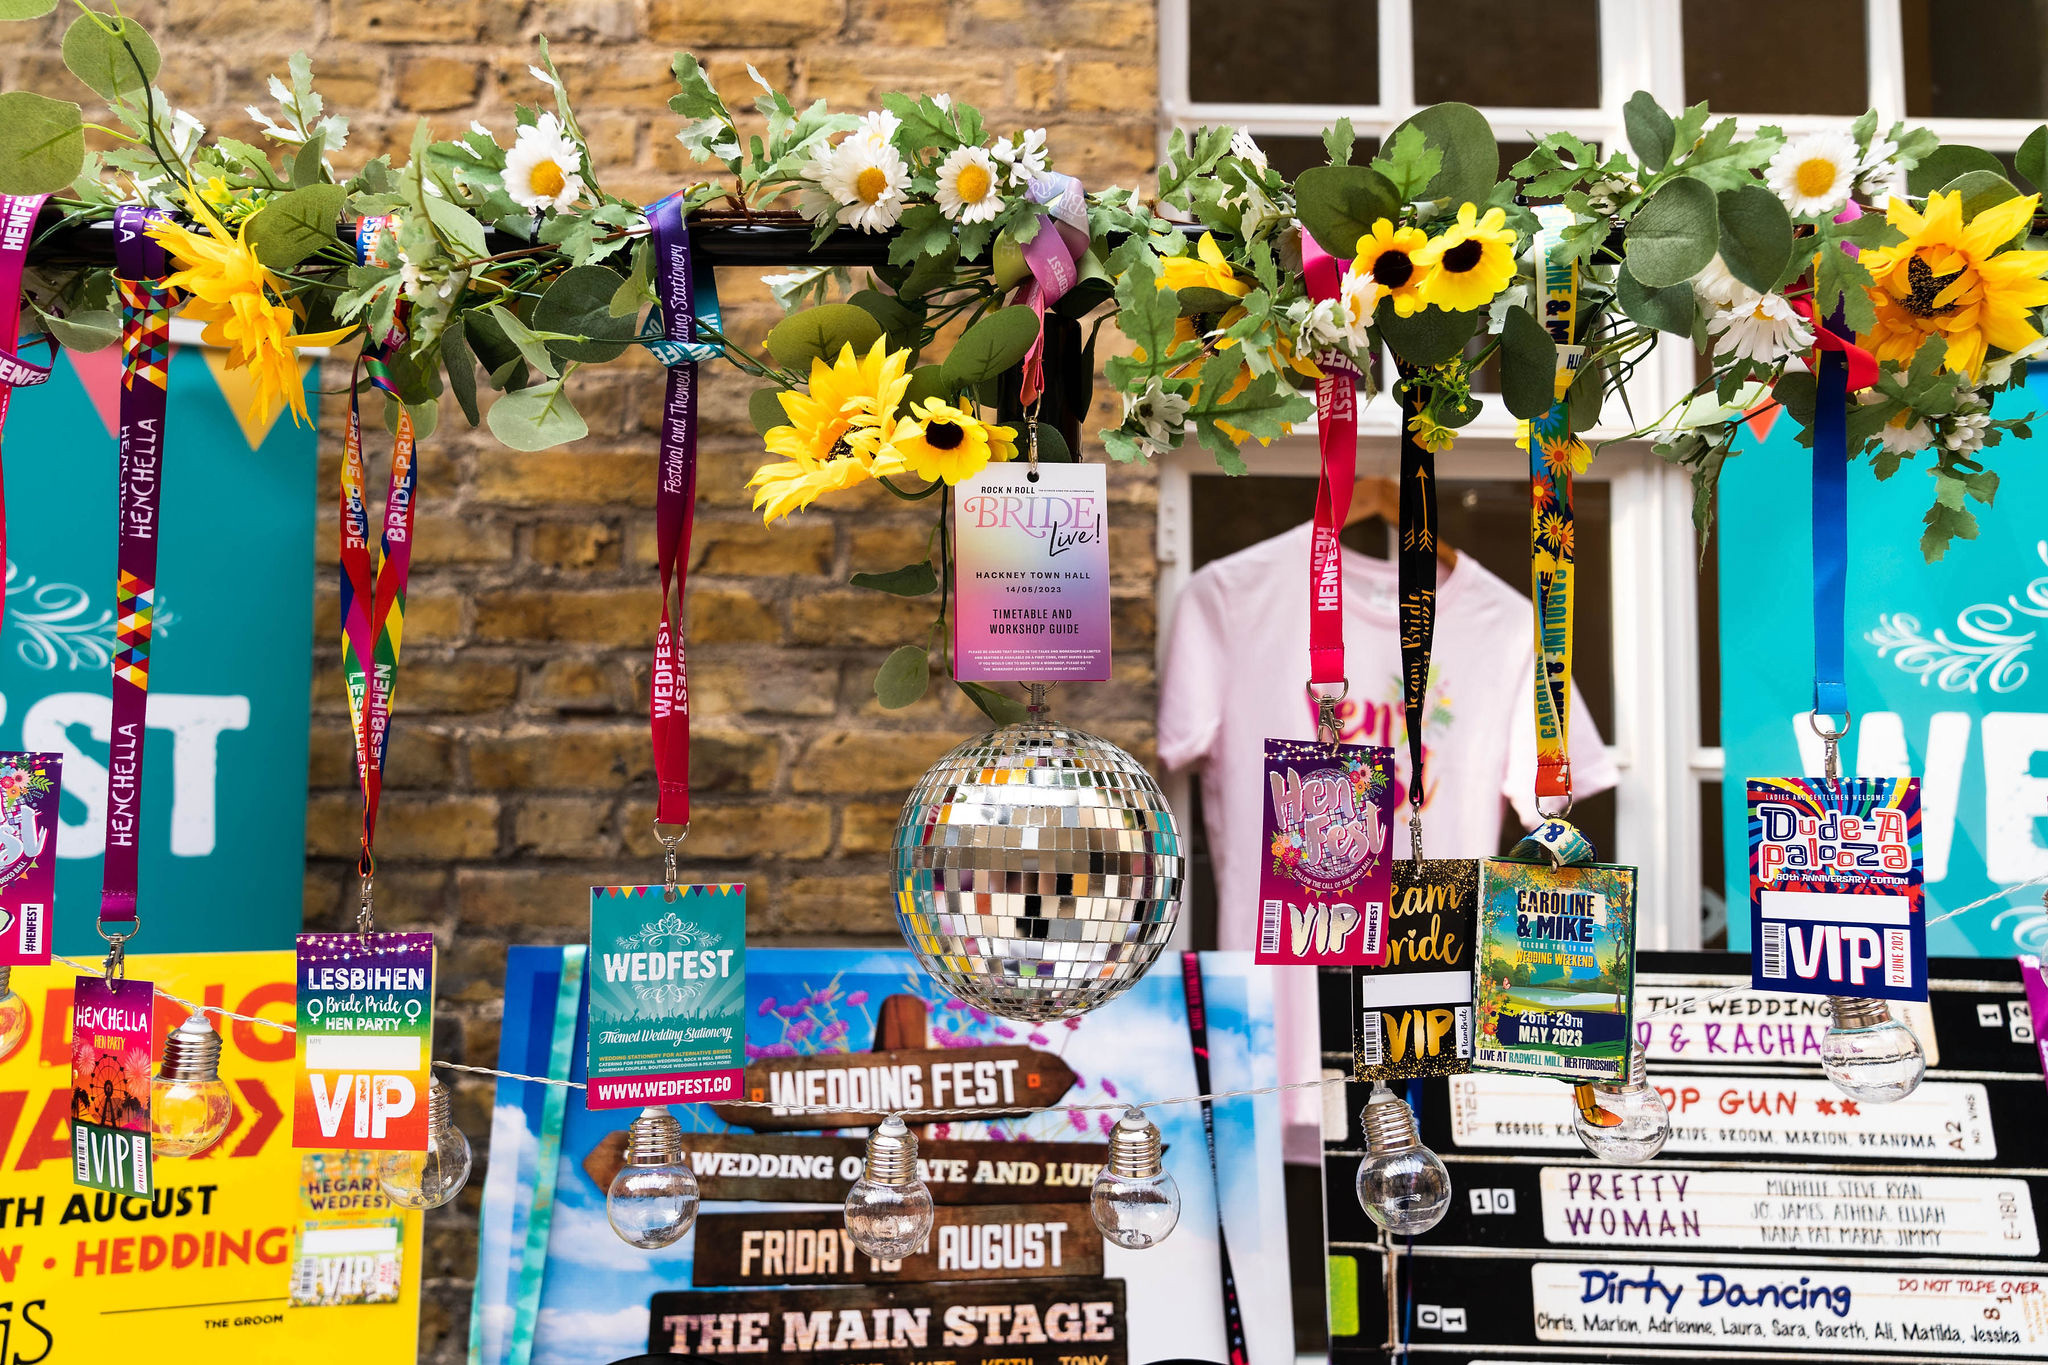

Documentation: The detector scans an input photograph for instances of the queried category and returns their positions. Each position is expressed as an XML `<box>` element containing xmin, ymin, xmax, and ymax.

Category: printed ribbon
<box><xmin>1301</xmin><ymin>234</ymin><xmax>1357</xmax><ymax>719</ymax></box>
<box><xmin>0</xmin><ymin>194</ymin><xmax>56</xmax><ymax>638</ymax></box>
<box><xmin>1015</xmin><ymin>172</ymin><xmax>1090</xmax><ymax>404</ymax></box>
<box><xmin>645</xmin><ymin>194</ymin><xmax>714</xmax><ymax>833</ymax></box>
<box><xmin>1179</xmin><ymin>953</ymin><xmax>1247</xmax><ymax>1365</ymax></box>
<box><xmin>102</xmin><ymin>206</ymin><xmax>173</xmax><ymax>930</ymax></box>
<box><xmin>338</xmin><ymin>215</ymin><xmax>418</xmax><ymax>881</ymax></box>
<box><xmin>1395</xmin><ymin>373</ymin><xmax>1437</xmax><ymax>839</ymax></box>
<box><xmin>1527</xmin><ymin>205</ymin><xmax>1583</xmax><ymax>807</ymax></box>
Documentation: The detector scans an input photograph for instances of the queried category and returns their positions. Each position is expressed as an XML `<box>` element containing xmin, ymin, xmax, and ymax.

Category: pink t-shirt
<box><xmin>1159</xmin><ymin>522</ymin><xmax>1620</xmax><ymax>1161</ymax></box>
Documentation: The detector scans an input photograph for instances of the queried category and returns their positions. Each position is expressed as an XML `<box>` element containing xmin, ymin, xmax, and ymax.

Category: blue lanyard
<box><xmin>1812</xmin><ymin>347</ymin><xmax>1849</xmax><ymax>719</ymax></box>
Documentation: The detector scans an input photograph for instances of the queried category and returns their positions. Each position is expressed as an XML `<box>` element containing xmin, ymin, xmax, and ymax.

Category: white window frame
<box><xmin>1153</xmin><ymin>0</ymin><xmax>2048</xmax><ymax>950</ymax></box>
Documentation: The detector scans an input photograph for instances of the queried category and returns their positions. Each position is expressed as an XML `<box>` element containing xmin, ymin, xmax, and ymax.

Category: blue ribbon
<box><xmin>1812</xmin><ymin>348</ymin><xmax>1849</xmax><ymax>718</ymax></box>
<box><xmin>640</xmin><ymin>194</ymin><xmax>722</xmax><ymax>367</ymax></box>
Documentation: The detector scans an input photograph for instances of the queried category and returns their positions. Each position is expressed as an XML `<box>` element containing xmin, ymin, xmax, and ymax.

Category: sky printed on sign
<box><xmin>476</xmin><ymin>946</ymin><xmax>1290</xmax><ymax>1365</ymax></box>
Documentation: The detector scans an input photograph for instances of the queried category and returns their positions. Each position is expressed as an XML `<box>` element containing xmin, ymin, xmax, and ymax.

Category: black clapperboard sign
<box><xmin>1319</xmin><ymin>951</ymin><xmax>2048</xmax><ymax>1363</ymax></box>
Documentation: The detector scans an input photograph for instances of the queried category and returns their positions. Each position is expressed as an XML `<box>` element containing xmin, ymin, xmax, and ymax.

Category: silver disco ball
<box><xmin>893</xmin><ymin>718</ymin><xmax>1184</xmax><ymax>1022</ymax></box>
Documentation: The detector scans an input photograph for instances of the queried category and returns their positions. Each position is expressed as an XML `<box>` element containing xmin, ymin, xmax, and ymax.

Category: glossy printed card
<box><xmin>1475</xmin><ymin>859</ymin><xmax>1636</xmax><ymax>1082</ymax></box>
<box><xmin>1256</xmin><ymin>739</ymin><xmax>1393</xmax><ymax>966</ymax></box>
<box><xmin>71</xmin><ymin>975</ymin><xmax>153</xmax><ymax>1194</ymax></box>
<box><xmin>1748</xmin><ymin>776</ymin><xmax>1925</xmax><ymax>1001</ymax></box>
<box><xmin>0</xmin><ymin>752</ymin><xmax>59</xmax><ymax>965</ymax></box>
<box><xmin>1352</xmin><ymin>859</ymin><xmax>1478</xmax><ymax>1079</ymax></box>
<box><xmin>951</xmin><ymin>461</ymin><xmax>1110</xmax><ymax>681</ymax></box>
<box><xmin>587</xmin><ymin>883</ymin><xmax>746</xmax><ymax>1109</ymax></box>
<box><xmin>293</xmin><ymin>933</ymin><xmax>435</xmax><ymax>1150</ymax></box>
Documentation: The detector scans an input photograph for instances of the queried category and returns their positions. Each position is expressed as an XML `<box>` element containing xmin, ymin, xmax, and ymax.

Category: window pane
<box><xmin>1189</xmin><ymin>0</ymin><xmax>1378</xmax><ymax>105</ymax></box>
<box><xmin>1903</xmin><ymin>0</ymin><xmax>2048</xmax><ymax>119</ymax></box>
<box><xmin>1683</xmin><ymin>0</ymin><xmax>1868</xmax><ymax>115</ymax></box>
<box><xmin>1413</xmin><ymin>0</ymin><xmax>1600</xmax><ymax>109</ymax></box>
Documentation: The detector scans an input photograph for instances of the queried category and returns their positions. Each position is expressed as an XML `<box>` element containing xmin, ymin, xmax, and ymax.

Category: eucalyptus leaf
<box><xmin>34</xmin><ymin>306</ymin><xmax>118</xmax><ymax>352</ymax></box>
<box><xmin>1174</xmin><ymin>285</ymin><xmax>1241</xmax><ymax>317</ymax></box>
<box><xmin>1623</xmin><ymin>90</ymin><xmax>1675</xmax><ymax>173</ymax></box>
<box><xmin>941</xmin><ymin>306</ymin><xmax>1040</xmax><ymax>388</ymax></box>
<box><xmin>1906</xmin><ymin>143</ymin><xmax>2005</xmax><ymax>197</ymax></box>
<box><xmin>1714</xmin><ymin>183</ymin><xmax>1792</xmax><ymax>294</ymax></box>
<box><xmin>764</xmin><ymin>302</ymin><xmax>884</xmax><ymax>372</ymax></box>
<box><xmin>1624</xmin><ymin>176</ymin><xmax>1719</xmax><ymax>288</ymax></box>
<box><xmin>957</xmin><ymin>679</ymin><xmax>1029</xmax><ymax>726</ymax></box>
<box><xmin>61</xmin><ymin>10</ymin><xmax>158</xmax><ymax>99</ymax></box>
<box><xmin>748</xmin><ymin>387</ymin><xmax>790</xmax><ymax>437</ymax></box>
<box><xmin>289</xmin><ymin>127</ymin><xmax>326</xmax><ymax>188</ymax></box>
<box><xmin>1294</xmin><ymin>163</ymin><xmax>1400</xmax><ymax>259</ymax></box>
<box><xmin>1615</xmin><ymin>262</ymin><xmax>1697</xmax><ymax>335</ymax></box>
<box><xmin>484</xmin><ymin>305</ymin><xmax>561</xmax><ymax>379</ymax></box>
<box><xmin>1030</xmin><ymin>422</ymin><xmax>1074</xmax><ymax>464</ymax></box>
<box><xmin>873</xmin><ymin>645</ymin><xmax>931</xmax><ymax>709</ymax></box>
<box><xmin>487</xmin><ymin>380</ymin><xmax>588</xmax><ymax>451</ymax></box>
<box><xmin>1375</xmin><ymin>299</ymin><xmax>1479</xmax><ymax>368</ymax></box>
<box><xmin>532</xmin><ymin>265</ymin><xmax>637</xmax><ymax>363</ymax></box>
<box><xmin>850</xmin><ymin>562</ymin><xmax>939</xmax><ymax>596</ymax></box>
<box><xmin>1384</xmin><ymin>102</ymin><xmax>1496</xmax><ymax>210</ymax></box>
<box><xmin>0</xmin><ymin>92</ymin><xmax>85</xmax><ymax>196</ymax></box>
<box><xmin>1941</xmin><ymin>170</ymin><xmax>2027</xmax><ymax>225</ymax></box>
<box><xmin>903</xmin><ymin>363</ymin><xmax>953</xmax><ymax>409</ymax></box>
<box><xmin>441</xmin><ymin>319</ymin><xmax>480</xmax><ymax>426</ymax></box>
<box><xmin>2019</xmin><ymin>125</ymin><xmax>2048</xmax><ymax>193</ymax></box>
<box><xmin>0</xmin><ymin>0</ymin><xmax>59</xmax><ymax>17</ymax></box>
<box><xmin>850</xmin><ymin>287</ymin><xmax>922</xmax><ymax>350</ymax></box>
<box><xmin>246</xmin><ymin>183</ymin><xmax>343</xmax><ymax>270</ymax></box>
<box><xmin>1498</xmin><ymin>305</ymin><xmax>1559</xmax><ymax>420</ymax></box>
<box><xmin>422</xmin><ymin>192</ymin><xmax>488</xmax><ymax>258</ymax></box>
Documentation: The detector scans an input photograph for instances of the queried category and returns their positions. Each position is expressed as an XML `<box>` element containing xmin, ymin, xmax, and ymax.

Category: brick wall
<box><xmin>5</xmin><ymin>2</ymin><xmax>1164</xmax><ymax>1357</ymax></box>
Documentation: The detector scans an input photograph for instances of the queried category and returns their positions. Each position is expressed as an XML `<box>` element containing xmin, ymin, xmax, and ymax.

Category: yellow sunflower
<box><xmin>147</xmin><ymin>193</ymin><xmax>354</xmax><ymax>427</ymax></box>
<box><xmin>886</xmin><ymin>398</ymin><xmax>1018</xmax><ymax>484</ymax></box>
<box><xmin>749</xmin><ymin>339</ymin><xmax>913</xmax><ymax>522</ymax></box>
<box><xmin>1352</xmin><ymin>220</ymin><xmax>1433</xmax><ymax>318</ymax></box>
<box><xmin>1157</xmin><ymin>232</ymin><xmax>1249</xmax><ymax>300</ymax></box>
<box><xmin>1414</xmin><ymin>203</ymin><xmax>1518</xmax><ymax>313</ymax></box>
<box><xmin>1857</xmin><ymin>190</ymin><xmax>2048</xmax><ymax>379</ymax></box>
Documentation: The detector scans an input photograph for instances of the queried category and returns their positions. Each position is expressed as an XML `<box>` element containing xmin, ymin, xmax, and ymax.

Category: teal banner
<box><xmin>1720</xmin><ymin>370</ymin><xmax>2048</xmax><ymax>957</ymax></box>
<box><xmin>5</xmin><ymin>343</ymin><xmax>314</xmax><ymax>955</ymax></box>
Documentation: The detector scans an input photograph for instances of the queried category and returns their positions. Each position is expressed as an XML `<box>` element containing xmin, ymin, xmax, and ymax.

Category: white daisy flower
<box><xmin>1229</xmin><ymin>127</ymin><xmax>1269</xmax><ymax>173</ymax></box>
<box><xmin>1706</xmin><ymin>291</ymin><xmax>1813</xmax><ymax>363</ymax></box>
<box><xmin>1982</xmin><ymin>335</ymin><xmax>2048</xmax><ymax>386</ymax></box>
<box><xmin>848</xmin><ymin>109</ymin><xmax>902</xmax><ymax>151</ymax></box>
<box><xmin>1690</xmin><ymin>254</ymin><xmax>1755</xmax><ymax>311</ymax></box>
<box><xmin>1876</xmin><ymin>415</ymin><xmax>1931</xmax><ymax>457</ymax></box>
<box><xmin>1766</xmin><ymin>129</ymin><xmax>1859</xmax><ymax>217</ymax></box>
<box><xmin>503</xmin><ymin>113</ymin><xmax>586</xmax><ymax>212</ymax></box>
<box><xmin>992</xmin><ymin>128</ymin><xmax>1049</xmax><ymax>185</ymax></box>
<box><xmin>1126</xmin><ymin>378</ymin><xmax>1191</xmax><ymax>454</ymax></box>
<box><xmin>812</xmin><ymin>134</ymin><xmax>911</xmax><ymax>233</ymax></box>
<box><xmin>1944</xmin><ymin>407</ymin><xmax>1992</xmax><ymax>454</ymax></box>
<box><xmin>1854</xmin><ymin>134</ymin><xmax>1902</xmax><ymax>197</ymax></box>
<box><xmin>935</xmin><ymin>145</ymin><xmax>1004</xmax><ymax>224</ymax></box>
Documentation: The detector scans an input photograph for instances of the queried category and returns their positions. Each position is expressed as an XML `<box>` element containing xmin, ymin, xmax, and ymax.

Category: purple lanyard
<box><xmin>0</xmin><ymin>194</ymin><xmax>55</xmax><ymax>641</ymax></box>
<box><xmin>646</xmin><ymin>194</ymin><xmax>698</xmax><ymax>834</ymax></box>
<box><xmin>101</xmin><ymin>206</ymin><xmax>171</xmax><ymax>934</ymax></box>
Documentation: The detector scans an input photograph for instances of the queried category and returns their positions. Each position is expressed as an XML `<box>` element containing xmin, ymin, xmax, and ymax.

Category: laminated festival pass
<box><xmin>1257</xmin><ymin>739</ymin><xmax>1393</xmax><ymax>966</ymax></box>
<box><xmin>952</xmin><ymin>461</ymin><xmax>1110</xmax><ymax>681</ymax></box>
<box><xmin>1475</xmin><ymin>859</ymin><xmax>1636</xmax><ymax>1082</ymax></box>
<box><xmin>71</xmin><ymin>975</ymin><xmax>153</xmax><ymax>1195</ymax></box>
<box><xmin>293</xmin><ymin>933</ymin><xmax>435</xmax><ymax>1150</ymax></box>
<box><xmin>1749</xmin><ymin>776</ymin><xmax>1925</xmax><ymax>1001</ymax></box>
<box><xmin>0</xmin><ymin>752</ymin><xmax>59</xmax><ymax>965</ymax></box>
<box><xmin>1353</xmin><ymin>860</ymin><xmax>1477</xmax><ymax>1079</ymax></box>
<box><xmin>587</xmin><ymin>883</ymin><xmax>745</xmax><ymax>1109</ymax></box>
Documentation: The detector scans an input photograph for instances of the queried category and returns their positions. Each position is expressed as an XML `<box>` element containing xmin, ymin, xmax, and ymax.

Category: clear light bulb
<box><xmin>379</xmin><ymin>1076</ymin><xmax>472</xmax><ymax>1210</ymax></box>
<box><xmin>1090</xmin><ymin>1108</ymin><xmax>1180</xmax><ymax>1249</ymax></box>
<box><xmin>844</xmin><ymin>1114</ymin><xmax>935</xmax><ymax>1259</ymax></box>
<box><xmin>1354</xmin><ymin>1084</ymin><xmax>1451</xmax><ymax>1236</ymax></box>
<box><xmin>607</xmin><ymin>1107</ymin><xmax>700</xmax><ymax>1249</ymax></box>
<box><xmin>150</xmin><ymin>1012</ymin><xmax>234</xmax><ymax>1158</ymax></box>
<box><xmin>1571</xmin><ymin>1043</ymin><xmax>1670</xmax><ymax>1164</ymax></box>
<box><xmin>1822</xmin><ymin>997</ymin><xmax>1926</xmax><ymax>1103</ymax></box>
<box><xmin>0</xmin><ymin>967</ymin><xmax>29</xmax><ymax>1063</ymax></box>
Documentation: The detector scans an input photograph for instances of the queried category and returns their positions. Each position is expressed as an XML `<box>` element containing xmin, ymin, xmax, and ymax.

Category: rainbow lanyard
<box><xmin>100</xmin><ymin>206</ymin><xmax>174</xmax><ymax>948</ymax></box>
<box><xmin>337</xmin><ymin>215</ymin><xmax>418</xmax><ymax>916</ymax></box>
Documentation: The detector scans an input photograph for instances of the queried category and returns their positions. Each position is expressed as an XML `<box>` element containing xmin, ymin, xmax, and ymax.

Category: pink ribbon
<box><xmin>1302</xmin><ymin>234</ymin><xmax>1357</xmax><ymax>691</ymax></box>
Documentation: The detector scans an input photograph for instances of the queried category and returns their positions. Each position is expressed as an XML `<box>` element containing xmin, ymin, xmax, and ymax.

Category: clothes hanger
<box><xmin>1342</xmin><ymin>474</ymin><xmax>1458</xmax><ymax>569</ymax></box>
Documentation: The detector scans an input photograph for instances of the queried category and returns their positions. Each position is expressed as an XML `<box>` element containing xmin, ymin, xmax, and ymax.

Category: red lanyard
<box><xmin>647</xmin><ymin>195</ymin><xmax>699</xmax><ymax>846</ymax></box>
<box><xmin>1302</xmin><ymin>235</ymin><xmax>1358</xmax><ymax>736</ymax></box>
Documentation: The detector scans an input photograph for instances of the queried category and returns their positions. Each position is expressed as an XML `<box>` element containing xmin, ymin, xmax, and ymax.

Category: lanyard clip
<box><xmin>1809</xmin><ymin>710</ymin><xmax>1854</xmax><ymax>783</ymax></box>
<box><xmin>655</xmin><ymin>822</ymin><xmax>689</xmax><ymax>902</ymax></box>
<box><xmin>1307</xmin><ymin>679</ymin><xmax>1348</xmax><ymax>749</ymax></box>
<box><xmin>357</xmin><ymin>874</ymin><xmax>376</xmax><ymax>941</ymax></box>
<box><xmin>1408</xmin><ymin>804</ymin><xmax>1425</xmax><ymax>863</ymax></box>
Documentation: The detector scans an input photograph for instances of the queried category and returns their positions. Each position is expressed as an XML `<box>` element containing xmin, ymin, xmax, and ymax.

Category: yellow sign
<box><xmin>0</xmin><ymin>951</ymin><xmax>419</xmax><ymax>1362</ymax></box>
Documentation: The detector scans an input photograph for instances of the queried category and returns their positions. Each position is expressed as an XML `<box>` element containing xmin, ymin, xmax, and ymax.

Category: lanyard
<box><xmin>1178</xmin><ymin>952</ymin><xmax>1248</xmax><ymax>1365</ymax></box>
<box><xmin>1394</xmin><ymin>373</ymin><xmax>1438</xmax><ymax>856</ymax></box>
<box><xmin>0</xmin><ymin>194</ymin><xmax>54</xmax><ymax>641</ymax></box>
<box><xmin>1812</xmin><ymin>348</ymin><xmax>1849</xmax><ymax>723</ymax></box>
<box><xmin>101</xmin><ymin>206</ymin><xmax>172</xmax><ymax>942</ymax></box>
<box><xmin>1527</xmin><ymin>206</ymin><xmax>1582</xmax><ymax>809</ymax></box>
<box><xmin>1301</xmin><ymin>235</ymin><xmax>1358</xmax><ymax>737</ymax></box>
<box><xmin>646</xmin><ymin>195</ymin><xmax>709</xmax><ymax>867</ymax></box>
<box><xmin>338</xmin><ymin>216</ymin><xmax>418</xmax><ymax>916</ymax></box>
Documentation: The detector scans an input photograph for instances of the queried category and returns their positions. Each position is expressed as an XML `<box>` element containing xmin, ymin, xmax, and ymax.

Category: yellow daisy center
<box><xmin>956</xmin><ymin>163</ymin><xmax>992</xmax><ymax>202</ymax></box>
<box><xmin>530</xmin><ymin>160</ymin><xmax>567</xmax><ymax>198</ymax></box>
<box><xmin>1795</xmin><ymin>157</ymin><xmax>1837</xmax><ymax>199</ymax></box>
<box><xmin>856</xmin><ymin>167</ymin><xmax>890</xmax><ymax>204</ymax></box>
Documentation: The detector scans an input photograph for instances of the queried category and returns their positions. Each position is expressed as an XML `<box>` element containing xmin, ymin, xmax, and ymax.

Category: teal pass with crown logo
<box><xmin>586</xmin><ymin>884</ymin><xmax>746</xmax><ymax>1110</ymax></box>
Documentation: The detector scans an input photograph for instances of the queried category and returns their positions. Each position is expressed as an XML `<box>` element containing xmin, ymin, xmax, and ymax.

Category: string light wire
<box><xmin>41</xmin><ymin>870</ymin><xmax>2047</xmax><ymax>1120</ymax></box>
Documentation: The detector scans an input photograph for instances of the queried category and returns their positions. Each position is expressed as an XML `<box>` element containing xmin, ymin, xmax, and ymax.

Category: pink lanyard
<box><xmin>1302</xmin><ymin>235</ymin><xmax>1358</xmax><ymax>737</ymax></box>
<box><xmin>0</xmin><ymin>194</ymin><xmax>55</xmax><ymax>641</ymax></box>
